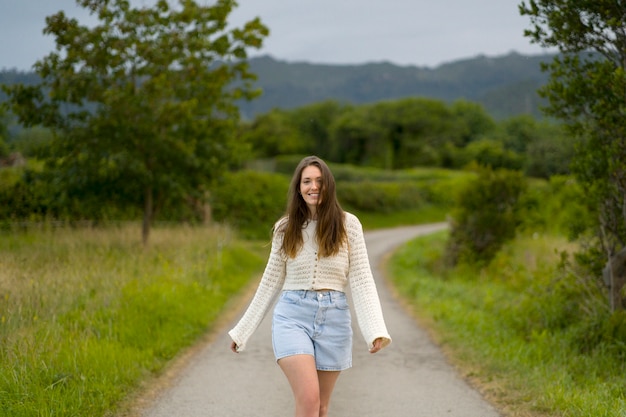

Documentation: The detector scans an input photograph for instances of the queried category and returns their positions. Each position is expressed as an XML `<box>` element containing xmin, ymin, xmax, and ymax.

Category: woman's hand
<box><xmin>230</xmin><ymin>340</ymin><xmax>239</xmax><ymax>353</ymax></box>
<box><xmin>369</xmin><ymin>338</ymin><xmax>384</xmax><ymax>354</ymax></box>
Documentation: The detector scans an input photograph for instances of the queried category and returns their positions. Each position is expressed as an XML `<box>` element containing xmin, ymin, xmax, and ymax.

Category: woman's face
<box><xmin>300</xmin><ymin>165</ymin><xmax>323</xmax><ymax>211</ymax></box>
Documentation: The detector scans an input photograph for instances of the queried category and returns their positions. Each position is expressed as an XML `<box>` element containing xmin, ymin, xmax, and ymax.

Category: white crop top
<box><xmin>228</xmin><ymin>212</ymin><xmax>391</xmax><ymax>352</ymax></box>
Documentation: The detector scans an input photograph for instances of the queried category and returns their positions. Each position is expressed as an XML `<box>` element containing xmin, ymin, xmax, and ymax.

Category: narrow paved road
<box><xmin>139</xmin><ymin>223</ymin><xmax>501</xmax><ymax>417</ymax></box>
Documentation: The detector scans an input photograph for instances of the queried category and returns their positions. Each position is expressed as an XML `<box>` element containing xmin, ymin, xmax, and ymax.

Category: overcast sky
<box><xmin>0</xmin><ymin>0</ymin><xmax>553</xmax><ymax>71</ymax></box>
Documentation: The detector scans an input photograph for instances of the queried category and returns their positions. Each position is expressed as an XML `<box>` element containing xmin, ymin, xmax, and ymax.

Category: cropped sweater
<box><xmin>228</xmin><ymin>212</ymin><xmax>391</xmax><ymax>352</ymax></box>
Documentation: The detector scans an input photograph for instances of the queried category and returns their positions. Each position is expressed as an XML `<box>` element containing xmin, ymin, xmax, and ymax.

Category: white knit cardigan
<box><xmin>228</xmin><ymin>212</ymin><xmax>392</xmax><ymax>352</ymax></box>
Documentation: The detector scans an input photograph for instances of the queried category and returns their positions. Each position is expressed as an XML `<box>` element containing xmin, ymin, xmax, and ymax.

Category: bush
<box><xmin>518</xmin><ymin>175</ymin><xmax>592</xmax><ymax>237</ymax></box>
<box><xmin>0</xmin><ymin>138</ymin><xmax>9</xmax><ymax>158</ymax></box>
<box><xmin>210</xmin><ymin>170</ymin><xmax>289</xmax><ymax>239</ymax></box>
<box><xmin>0</xmin><ymin>167</ymin><xmax>144</xmax><ymax>226</ymax></box>
<box><xmin>445</xmin><ymin>167</ymin><xmax>527</xmax><ymax>266</ymax></box>
<box><xmin>0</xmin><ymin>168</ymin><xmax>57</xmax><ymax>223</ymax></box>
<box><xmin>459</xmin><ymin>139</ymin><xmax>524</xmax><ymax>171</ymax></box>
<box><xmin>337</xmin><ymin>181</ymin><xmax>424</xmax><ymax>213</ymax></box>
<box><xmin>274</xmin><ymin>154</ymin><xmax>308</xmax><ymax>175</ymax></box>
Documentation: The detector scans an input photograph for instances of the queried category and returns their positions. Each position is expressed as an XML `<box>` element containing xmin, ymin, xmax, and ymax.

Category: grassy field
<box><xmin>0</xmin><ymin>224</ymin><xmax>267</xmax><ymax>416</ymax></box>
<box><xmin>3</xmin><ymin>168</ymin><xmax>624</xmax><ymax>417</ymax></box>
<box><xmin>388</xmin><ymin>230</ymin><xmax>626</xmax><ymax>417</ymax></box>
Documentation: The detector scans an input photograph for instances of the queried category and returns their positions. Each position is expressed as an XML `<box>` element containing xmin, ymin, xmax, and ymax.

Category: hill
<box><xmin>241</xmin><ymin>52</ymin><xmax>553</xmax><ymax>119</ymax></box>
<box><xmin>1</xmin><ymin>52</ymin><xmax>554</xmax><ymax>121</ymax></box>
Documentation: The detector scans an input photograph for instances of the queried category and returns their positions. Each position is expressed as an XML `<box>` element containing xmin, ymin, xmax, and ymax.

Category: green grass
<box><xmin>388</xmin><ymin>231</ymin><xmax>626</xmax><ymax>417</ymax></box>
<box><xmin>0</xmin><ymin>224</ymin><xmax>266</xmax><ymax>416</ymax></box>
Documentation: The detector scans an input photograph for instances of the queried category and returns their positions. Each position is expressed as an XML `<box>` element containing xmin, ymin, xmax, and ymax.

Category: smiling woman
<box><xmin>228</xmin><ymin>155</ymin><xmax>391</xmax><ymax>417</ymax></box>
<box><xmin>300</xmin><ymin>165</ymin><xmax>323</xmax><ymax>216</ymax></box>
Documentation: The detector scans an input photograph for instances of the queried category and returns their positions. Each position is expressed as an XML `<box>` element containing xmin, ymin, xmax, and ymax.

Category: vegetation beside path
<box><xmin>2</xmin><ymin>165</ymin><xmax>625</xmax><ymax>417</ymax></box>
<box><xmin>0</xmin><ymin>164</ymin><xmax>464</xmax><ymax>417</ymax></box>
<box><xmin>388</xmin><ymin>231</ymin><xmax>626</xmax><ymax>417</ymax></box>
<box><xmin>3</xmin><ymin>220</ymin><xmax>625</xmax><ymax>417</ymax></box>
<box><xmin>0</xmin><ymin>224</ymin><xmax>266</xmax><ymax>417</ymax></box>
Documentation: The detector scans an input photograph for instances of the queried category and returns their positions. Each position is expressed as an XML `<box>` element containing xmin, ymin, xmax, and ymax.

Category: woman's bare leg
<box><xmin>278</xmin><ymin>355</ymin><xmax>342</xmax><ymax>417</ymax></box>
<box><xmin>317</xmin><ymin>370</ymin><xmax>341</xmax><ymax>417</ymax></box>
<box><xmin>279</xmin><ymin>355</ymin><xmax>320</xmax><ymax>417</ymax></box>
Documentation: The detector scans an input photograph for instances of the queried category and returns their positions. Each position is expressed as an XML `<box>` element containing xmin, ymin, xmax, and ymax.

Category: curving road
<box><xmin>138</xmin><ymin>223</ymin><xmax>501</xmax><ymax>417</ymax></box>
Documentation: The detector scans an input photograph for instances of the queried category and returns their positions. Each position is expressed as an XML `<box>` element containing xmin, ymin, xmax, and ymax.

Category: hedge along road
<box><xmin>136</xmin><ymin>223</ymin><xmax>501</xmax><ymax>417</ymax></box>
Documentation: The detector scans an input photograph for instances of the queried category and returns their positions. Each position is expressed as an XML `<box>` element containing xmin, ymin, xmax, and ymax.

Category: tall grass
<box><xmin>0</xmin><ymin>224</ymin><xmax>266</xmax><ymax>416</ymax></box>
<box><xmin>388</xmin><ymin>231</ymin><xmax>626</xmax><ymax>417</ymax></box>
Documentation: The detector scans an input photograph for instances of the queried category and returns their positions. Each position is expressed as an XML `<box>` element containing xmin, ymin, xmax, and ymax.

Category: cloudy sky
<box><xmin>0</xmin><ymin>0</ymin><xmax>553</xmax><ymax>71</ymax></box>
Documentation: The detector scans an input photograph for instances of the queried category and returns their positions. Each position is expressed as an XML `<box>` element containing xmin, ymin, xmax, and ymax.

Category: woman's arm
<box><xmin>228</xmin><ymin>227</ymin><xmax>286</xmax><ymax>352</ymax></box>
<box><xmin>345</xmin><ymin>213</ymin><xmax>392</xmax><ymax>351</ymax></box>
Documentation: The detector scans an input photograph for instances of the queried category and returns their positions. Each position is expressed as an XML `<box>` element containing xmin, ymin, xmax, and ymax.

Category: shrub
<box><xmin>0</xmin><ymin>138</ymin><xmax>9</xmax><ymax>158</ymax></box>
<box><xmin>460</xmin><ymin>139</ymin><xmax>524</xmax><ymax>171</ymax></box>
<box><xmin>518</xmin><ymin>175</ymin><xmax>592</xmax><ymax>237</ymax></box>
<box><xmin>337</xmin><ymin>181</ymin><xmax>424</xmax><ymax>213</ymax></box>
<box><xmin>274</xmin><ymin>154</ymin><xmax>308</xmax><ymax>175</ymax></box>
<box><xmin>210</xmin><ymin>170</ymin><xmax>289</xmax><ymax>239</ymax></box>
<box><xmin>445</xmin><ymin>167</ymin><xmax>527</xmax><ymax>266</ymax></box>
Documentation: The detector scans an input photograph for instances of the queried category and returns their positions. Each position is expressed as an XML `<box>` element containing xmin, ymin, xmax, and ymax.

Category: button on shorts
<box><xmin>272</xmin><ymin>290</ymin><xmax>353</xmax><ymax>371</ymax></box>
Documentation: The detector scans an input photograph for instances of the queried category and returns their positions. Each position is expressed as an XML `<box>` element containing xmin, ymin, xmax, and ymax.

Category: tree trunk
<box><xmin>142</xmin><ymin>186</ymin><xmax>153</xmax><ymax>246</ymax></box>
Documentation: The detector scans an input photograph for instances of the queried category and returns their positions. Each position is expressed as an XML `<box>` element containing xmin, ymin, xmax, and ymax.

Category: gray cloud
<box><xmin>0</xmin><ymin>0</ymin><xmax>552</xmax><ymax>71</ymax></box>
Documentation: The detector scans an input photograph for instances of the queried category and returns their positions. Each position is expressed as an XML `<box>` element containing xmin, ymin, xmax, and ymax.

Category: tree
<box><xmin>328</xmin><ymin>98</ymin><xmax>466</xmax><ymax>169</ymax></box>
<box><xmin>329</xmin><ymin>105</ymin><xmax>389</xmax><ymax>168</ymax></box>
<box><xmin>520</xmin><ymin>0</ymin><xmax>626</xmax><ymax>310</ymax></box>
<box><xmin>2</xmin><ymin>0</ymin><xmax>268</xmax><ymax>244</ymax></box>
<box><xmin>288</xmin><ymin>100</ymin><xmax>351</xmax><ymax>159</ymax></box>
<box><xmin>462</xmin><ymin>139</ymin><xmax>524</xmax><ymax>171</ymax></box>
<box><xmin>239</xmin><ymin>109</ymin><xmax>302</xmax><ymax>158</ymax></box>
<box><xmin>449</xmin><ymin>100</ymin><xmax>496</xmax><ymax>147</ymax></box>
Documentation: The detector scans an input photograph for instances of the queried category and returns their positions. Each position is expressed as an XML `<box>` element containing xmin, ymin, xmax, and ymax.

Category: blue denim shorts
<box><xmin>272</xmin><ymin>290</ymin><xmax>353</xmax><ymax>371</ymax></box>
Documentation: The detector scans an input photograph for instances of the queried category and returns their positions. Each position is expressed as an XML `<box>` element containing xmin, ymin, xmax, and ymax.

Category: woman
<box><xmin>229</xmin><ymin>155</ymin><xmax>391</xmax><ymax>417</ymax></box>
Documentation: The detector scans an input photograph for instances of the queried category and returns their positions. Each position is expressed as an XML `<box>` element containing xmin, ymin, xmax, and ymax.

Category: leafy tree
<box><xmin>495</xmin><ymin>115</ymin><xmax>574</xmax><ymax>178</ymax></box>
<box><xmin>499</xmin><ymin>114</ymin><xmax>540</xmax><ymax>153</ymax></box>
<box><xmin>523</xmin><ymin>124</ymin><xmax>573</xmax><ymax>178</ymax></box>
<box><xmin>449</xmin><ymin>100</ymin><xmax>496</xmax><ymax>147</ymax></box>
<box><xmin>328</xmin><ymin>98</ymin><xmax>465</xmax><ymax>169</ymax></box>
<box><xmin>288</xmin><ymin>100</ymin><xmax>351</xmax><ymax>158</ymax></box>
<box><xmin>211</xmin><ymin>170</ymin><xmax>288</xmax><ymax>239</ymax></box>
<box><xmin>239</xmin><ymin>109</ymin><xmax>302</xmax><ymax>158</ymax></box>
<box><xmin>520</xmin><ymin>0</ymin><xmax>626</xmax><ymax>310</ymax></box>
<box><xmin>328</xmin><ymin>106</ymin><xmax>388</xmax><ymax>167</ymax></box>
<box><xmin>2</xmin><ymin>0</ymin><xmax>268</xmax><ymax>244</ymax></box>
<box><xmin>462</xmin><ymin>139</ymin><xmax>524</xmax><ymax>171</ymax></box>
<box><xmin>10</xmin><ymin>127</ymin><xmax>54</xmax><ymax>158</ymax></box>
<box><xmin>379</xmin><ymin>98</ymin><xmax>455</xmax><ymax>168</ymax></box>
<box><xmin>0</xmin><ymin>140</ymin><xmax>8</xmax><ymax>159</ymax></box>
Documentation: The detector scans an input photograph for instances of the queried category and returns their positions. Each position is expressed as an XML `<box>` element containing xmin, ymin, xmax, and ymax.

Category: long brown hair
<box><xmin>278</xmin><ymin>156</ymin><xmax>346</xmax><ymax>258</ymax></box>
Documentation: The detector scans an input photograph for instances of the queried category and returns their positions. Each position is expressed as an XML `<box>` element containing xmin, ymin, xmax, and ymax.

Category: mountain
<box><xmin>241</xmin><ymin>52</ymin><xmax>554</xmax><ymax>119</ymax></box>
<box><xmin>0</xmin><ymin>52</ymin><xmax>555</xmax><ymax>122</ymax></box>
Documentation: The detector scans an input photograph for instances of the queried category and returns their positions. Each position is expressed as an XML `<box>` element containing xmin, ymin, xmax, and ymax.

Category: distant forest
<box><xmin>0</xmin><ymin>52</ymin><xmax>554</xmax><ymax>121</ymax></box>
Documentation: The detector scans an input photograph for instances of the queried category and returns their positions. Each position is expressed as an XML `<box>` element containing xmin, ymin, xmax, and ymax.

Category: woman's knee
<box><xmin>318</xmin><ymin>402</ymin><xmax>330</xmax><ymax>417</ymax></box>
<box><xmin>296</xmin><ymin>391</ymin><xmax>320</xmax><ymax>414</ymax></box>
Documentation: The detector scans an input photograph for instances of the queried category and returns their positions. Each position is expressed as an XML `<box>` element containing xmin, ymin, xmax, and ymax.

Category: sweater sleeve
<box><xmin>345</xmin><ymin>213</ymin><xmax>392</xmax><ymax>350</ymax></box>
<box><xmin>228</xmin><ymin>225</ymin><xmax>286</xmax><ymax>352</ymax></box>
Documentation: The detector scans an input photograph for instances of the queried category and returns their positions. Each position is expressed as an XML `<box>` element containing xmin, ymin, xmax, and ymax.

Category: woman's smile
<box><xmin>300</xmin><ymin>165</ymin><xmax>323</xmax><ymax>211</ymax></box>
